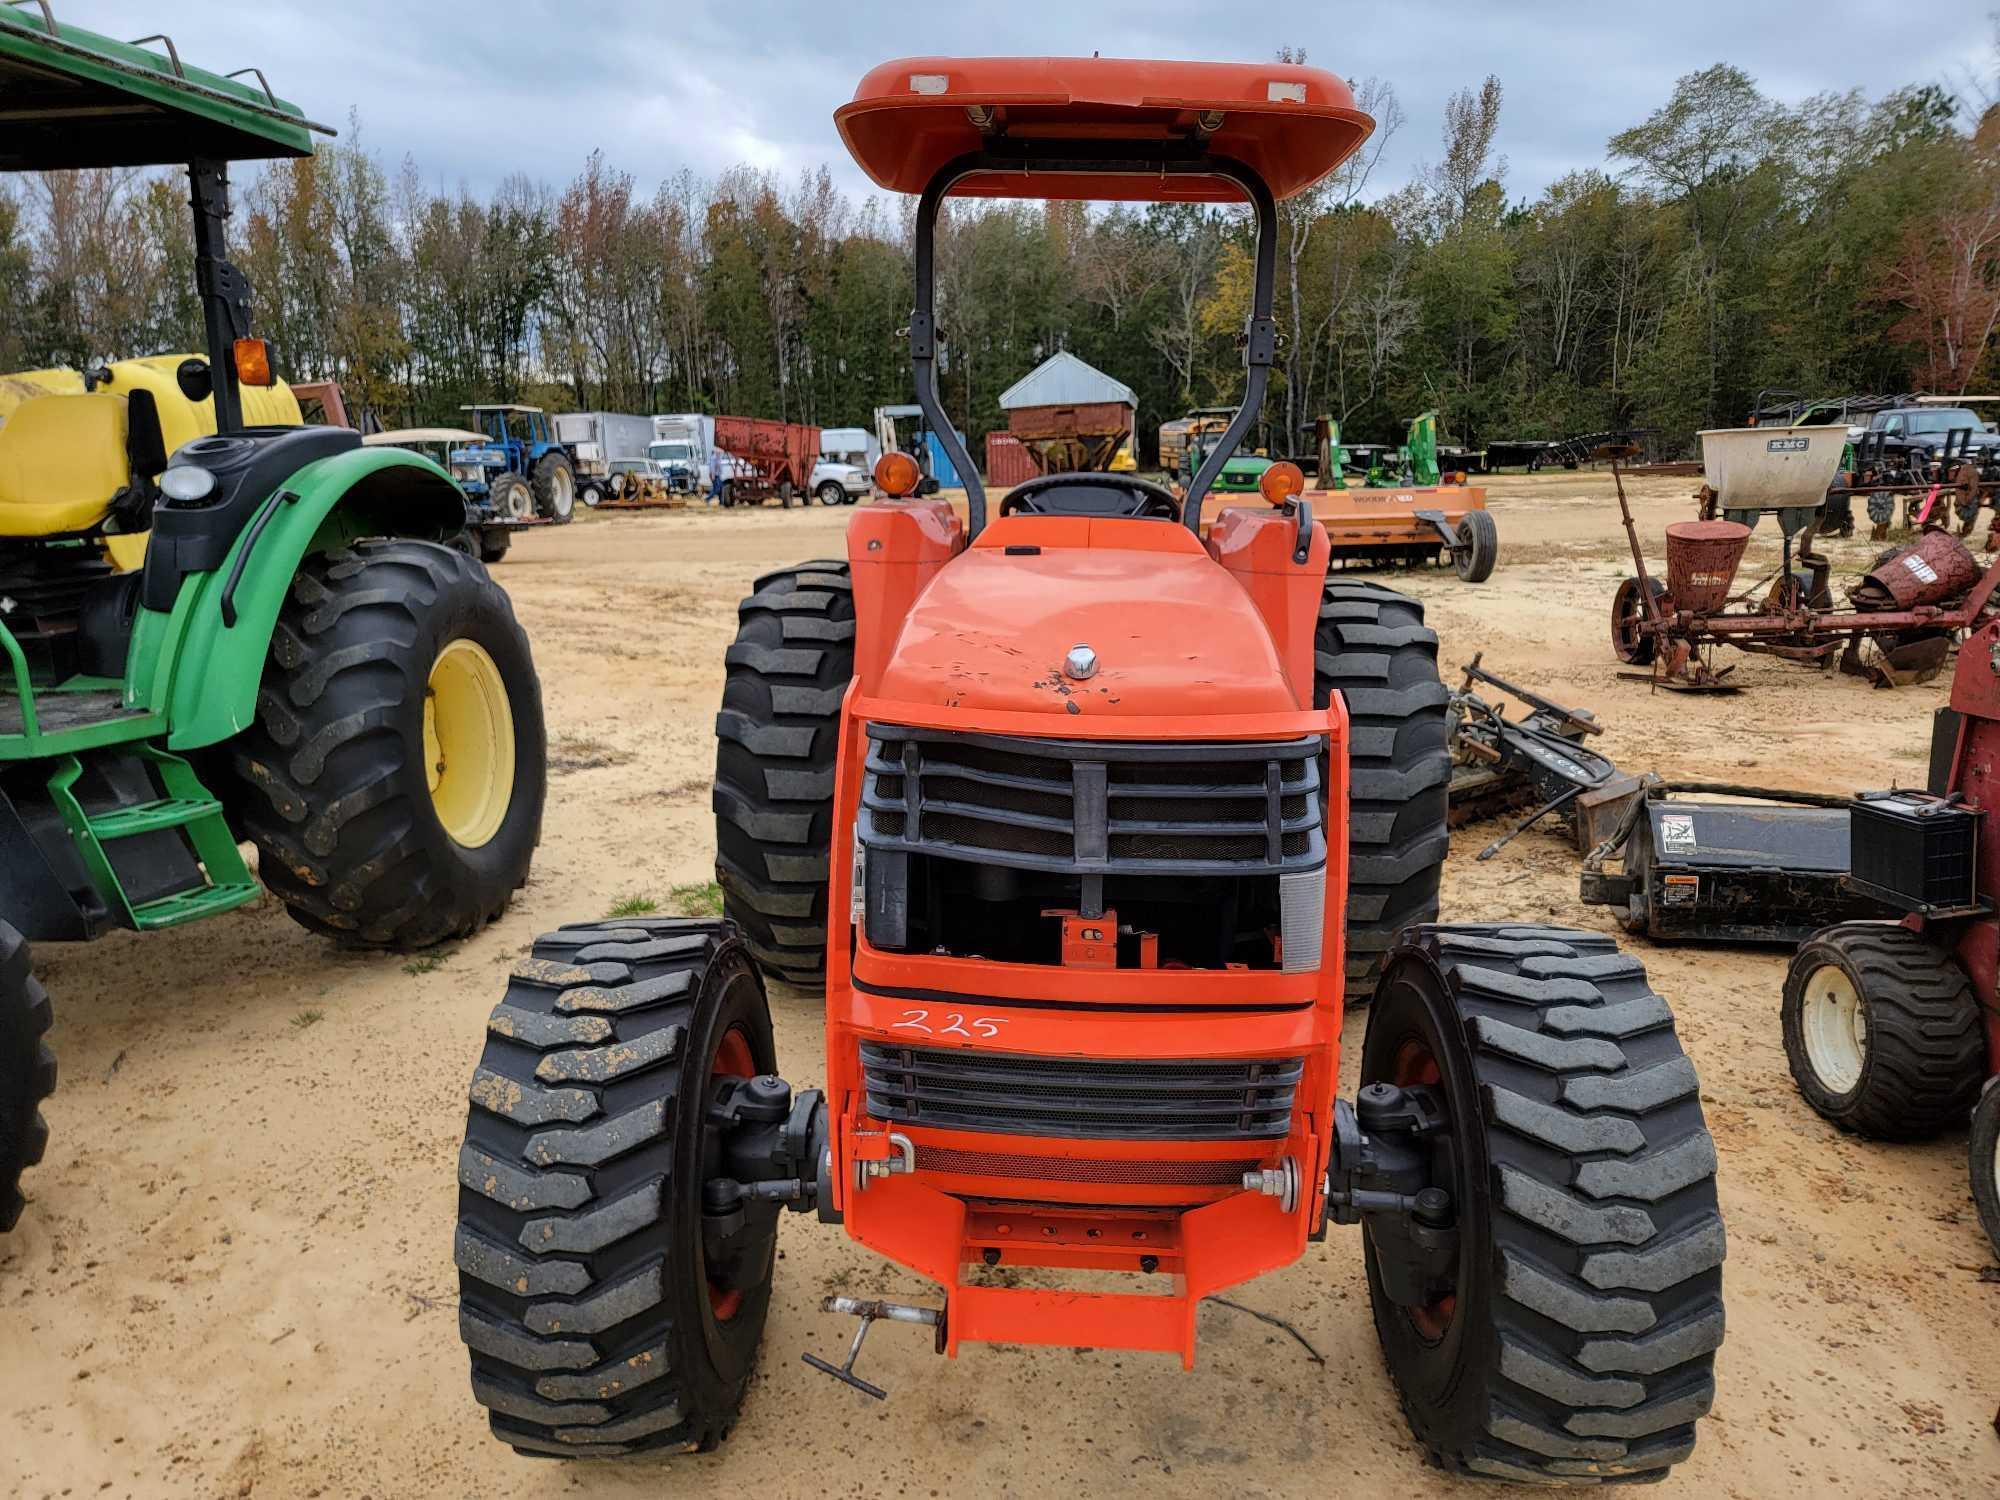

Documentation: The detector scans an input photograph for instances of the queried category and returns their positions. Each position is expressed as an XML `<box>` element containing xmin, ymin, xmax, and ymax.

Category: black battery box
<box><xmin>1847</xmin><ymin>789</ymin><xmax>1981</xmax><ymax>913</ymax></box>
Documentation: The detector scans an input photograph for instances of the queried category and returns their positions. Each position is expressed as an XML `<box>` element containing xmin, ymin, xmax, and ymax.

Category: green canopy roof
<box><xmin>0</xmin><ymin>5</ymin><xmax>330</xmax><ymax>170</ymax></box>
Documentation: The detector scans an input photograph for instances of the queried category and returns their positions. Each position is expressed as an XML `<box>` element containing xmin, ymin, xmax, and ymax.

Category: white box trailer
<box><xmin>555</xmin><ymin>411</ymin><xmax>655</xmax><ymax>478</ymax></box>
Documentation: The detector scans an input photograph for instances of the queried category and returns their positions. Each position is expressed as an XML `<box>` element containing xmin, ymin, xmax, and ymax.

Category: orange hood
<box><xmin>872</xmin><ymin>517</ymin><xmax>1302</xmax><ymax>720</ymax></box>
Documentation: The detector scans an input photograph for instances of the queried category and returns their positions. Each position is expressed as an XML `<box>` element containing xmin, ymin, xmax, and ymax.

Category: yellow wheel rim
<box><xmin>424</xmin><ymin>638</ymin><xmax>515</xmax><ymax>848</ymax></box>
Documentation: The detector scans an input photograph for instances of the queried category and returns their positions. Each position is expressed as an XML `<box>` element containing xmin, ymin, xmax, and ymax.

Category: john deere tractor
<box><xmin>451</xmin><ymin>58</ymin><xmax>1722</xmax><ymax>1484</ymax></box>
<box><xmin>0</xmin><ymin>14</ymin><xmax>546</xmax><ymax>1231</ymax></box>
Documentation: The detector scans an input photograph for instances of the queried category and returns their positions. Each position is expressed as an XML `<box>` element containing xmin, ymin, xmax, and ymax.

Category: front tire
<box><xmin>456</xmin><ymin>919</ymin><xmax>778</xmax><ymax>1457</ymax></box>
<box><xmin>478</xmin><ymin>528</ymin><xmax>512</xmax><ymax>564</ymax></box>
<box><xmin>0</xmin><ymin>922</ymin><xmax>54</xmax><ymax>1233</ymax></box>
<box><xmin>711</xmin><ymin>562</ymin><xmax>854</xmax><ymax>989</ymax></box>
<box><xmin>1781</xmin><ymin>924</ymin><xmax>1984</xmax><ymax>1140</ymax></box>
<box><xmin>816</xmin><ymin>481</ymin><xmax>845</xmax><ymax>507</ymax></box>
<box><xmin>1454</xmin><ymin>509</ymin><xmax>1498</xmax><ymax>582</ymax></box>
<box><xmin>1366</xmin><ymin>925</ymin><xmax>1724</xmax><ymax>1485</ymax></box>
<box><xmin>1313</xmin><ymin>580</ymin><xmax>1450</xmax><ymax>1005</ymax></box>
<box><xmin>232</xmin><ymin>542</ymin><xmax>547</xmax><ymax>950</ymax></box>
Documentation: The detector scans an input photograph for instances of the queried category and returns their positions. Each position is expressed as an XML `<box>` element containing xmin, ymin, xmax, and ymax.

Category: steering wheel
<box><xmin>999</xmin><ymin>472</ymin><xmax>1183</xmax><ymax>521</ymax></box>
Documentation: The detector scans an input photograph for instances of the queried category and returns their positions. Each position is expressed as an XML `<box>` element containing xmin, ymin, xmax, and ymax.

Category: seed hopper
<box><xmin>1610</xmin><ymin>426</ymin><xmax>2000</xmax><ymax>690</ymax></box>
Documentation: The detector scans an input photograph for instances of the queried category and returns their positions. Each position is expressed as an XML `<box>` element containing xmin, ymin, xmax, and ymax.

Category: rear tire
<box><xmin>711</xmin><ymin>562</ymin><xmax>854</xmax><ymax>989</ymax></box>
<box><xmin>533</xmin><ymin>452</ymin><xmax>576</xmax><ymax>521</ymax></box>
<box><xmin>232</xmin><ymin>541</ymin><xmax>547</xmax><ymax>950</ymax></box>
<box><xmin>0</xmin><ymin>922</ymin><xmax>54</xmax><ymax>1233</ymax></box>
<box><xmin>456</xmin><ymin>919</ymin><xmax>777</xmax><ymax>1457</ymax></box>
<box><xmin>1781</xmin><ymin>924</ymin><xmax>1984</xmax><ymax>1140</ymax></box>
<box><xmin>1367</xmin><ymin>925</ymin><xmax>1724</xmax><ymax>1485</ymax></box>
<box><xmin>1313</xmin><ymin>580</ymin><xmax>1450</xmax><ymax>1005</ymax></box>
<box><xmin>1970</xmin><ymin>1079</ymin><xmax>2000</xmax><ymax>1260</ymax></box>
<box><xmin>1454</xmin><ymin>509</ymin><xmax>1498</xmax><ymax>582</ymax></box>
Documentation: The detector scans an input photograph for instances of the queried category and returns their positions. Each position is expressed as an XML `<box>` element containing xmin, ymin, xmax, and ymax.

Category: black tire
<box><xmin>719</xmin><ymin>482</ymin><xmax>736</xmax><ymax>510</ymax></box>
<box><xmin>1781</xmin><ymin>923</ymin><xmax>1984</xmax><ymax>1141</ymax></box>
<box><xmin>491</xmin><ymin>472</ymin><xmax>535</xmax><ymax>521</ymax></box>
<box><xmin>1611</xmin><ymin>576</ymin><xmax>1665</xmax><ymax>666</ymax></box>
<box><xmin>1970</xmin><ymin>1079</ymin><xmax>2000</xmax><ymax>1260</ymax></box>
<box><xmin>231</xmin><ymin>541</ymin><xmax>547</xmax><ymax>950</ymax></box>
<box><xmin>580</xmin><ymin>480</ymin><xmax>604</xmax><ymax>509</ymax></box>
<box><xmin>478</xmin><ymin>528</ymin><xmax>512</xmax><ymax>564</ymax></box>
<box><xmin>1313</xmin><ymin>579</ymin><xmax>1450</xmax><ymax>1005</ymax></box>
<box><xmin>533</xmin><ymin>452</ymin><xmax>576</xmax><ymax>521</ymax></box>
<box><xmin>456</xmin><ymin>919</ymin><xmax>778</xmax><ymax>1457</ymax></box>
<box><xmin>1454</xmin><ymin>508</ymin><xmax>1499</xmax><ymax>582</ymax></box>
<box><xmin>816</xmin><ymin>481</ymin><xmax>845</xmax><ymax>507</ymax></box>
<box><xmin>712</xmin><ymin>561</ymin><xmax>854</xmax><ymax>989</ymax></box>
<box><xmin>0</xmin><ymin>922</ymin><xmax>54</xmax><ymax>1233</ymax></box>
<box><xmin>1366</xmin><ymin>925</ymin><xmax>1723</xmax><ymax>1485</ymax></box>
<box><xmin>779</xmin><ymin>481</ymin><xmax>797</xmax><ymax>510</ymax></box>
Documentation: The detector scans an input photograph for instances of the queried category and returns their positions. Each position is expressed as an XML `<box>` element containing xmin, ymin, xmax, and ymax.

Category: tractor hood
<box><xmin>873</xmin><ymin>517</ymin><xmax>1302</xmax><ymax>720</ymax></box>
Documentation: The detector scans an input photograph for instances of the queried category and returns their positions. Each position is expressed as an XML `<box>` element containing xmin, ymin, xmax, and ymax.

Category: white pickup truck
<box><xmin>809</xmin><ymin>456</ymin><xmax>870</xmax><ymax>505</ymax></box>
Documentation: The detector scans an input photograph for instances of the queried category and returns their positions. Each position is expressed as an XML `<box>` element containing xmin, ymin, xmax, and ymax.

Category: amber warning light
<box><xmin>233</xmin><ymin>338</ymin><xmax>274</xmax><ymax>387</ymax></box>
<box><xmin>874</xmin><ymin>451</ymin><xmax>921</xmax><ymax>497</ymax></box>
<box><xmin>1259</xmin><ymin>460</ymin><xmax>1305</xmax><ymax>506</ymax></box>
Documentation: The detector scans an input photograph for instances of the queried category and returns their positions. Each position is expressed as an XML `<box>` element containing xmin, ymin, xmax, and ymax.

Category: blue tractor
<box><xmin>449</xmin><ymin>404</ymin><xmax>577</xmax><ymax>522</ymax></box>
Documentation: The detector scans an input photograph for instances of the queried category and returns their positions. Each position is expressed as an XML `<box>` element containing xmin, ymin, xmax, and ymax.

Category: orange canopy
<box><xmin>836</xmin><ymin>56</ymin><xmax>1374</xmax><ymax>203</ymax></box>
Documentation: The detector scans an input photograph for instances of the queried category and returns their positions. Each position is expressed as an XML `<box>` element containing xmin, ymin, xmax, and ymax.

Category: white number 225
<box><xmin>890</xmin><ymin>1009</ymin><xmax>1003</xmax><ymax>1039</ymax></box>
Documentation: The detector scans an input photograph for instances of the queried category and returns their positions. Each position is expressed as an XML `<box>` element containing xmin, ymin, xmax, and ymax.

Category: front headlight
<box><xmin>159</xmin><ymin>464</ymin><xmax>217</xmax><ymax>503</ymax></box>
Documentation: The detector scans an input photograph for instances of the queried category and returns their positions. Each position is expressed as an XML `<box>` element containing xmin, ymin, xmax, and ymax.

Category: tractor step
<box><xmin>130</xmin><ymin>882</ymin><xmax>262</xmax><ymax>930</ymax></box>
<box><xmin>85</xmin><ymin>796</ymin><xmax>225</xmax><ymax>841</ymax></box>
<box><xmin>47</xmin><ymin>747</ymin><xmax>258</xmax><ymax>932</ymax></box>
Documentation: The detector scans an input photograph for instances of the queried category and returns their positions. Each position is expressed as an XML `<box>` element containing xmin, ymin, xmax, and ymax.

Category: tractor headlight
<box><xmin>159</xmin><ymin>464</ymin><xmax>218</xmax><ymax>504</ymax></box>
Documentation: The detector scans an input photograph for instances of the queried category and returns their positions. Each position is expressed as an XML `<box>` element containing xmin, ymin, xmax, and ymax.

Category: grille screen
<box><xmin>859</xmin><ymin>727</ymin><xmax>1323</xmax><ymax>876</ymax></box>
<box><xmin>862</xmin><ymin>1042</ymin><xmax>1304</xmax><ymax>1140</ymax></box>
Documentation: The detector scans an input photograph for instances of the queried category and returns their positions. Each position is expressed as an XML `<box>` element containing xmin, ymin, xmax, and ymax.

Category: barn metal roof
<box><xmin>998</xmin><ymin>351</ymin><xmax>1137</xmax><ymax>412</ymax></box>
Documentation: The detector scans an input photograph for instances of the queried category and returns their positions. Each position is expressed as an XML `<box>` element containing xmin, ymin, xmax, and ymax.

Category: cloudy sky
<box><xmin>62</xmin><ymin>0</ymin><xmax>1993</xmax><ymax>205</ymax></box>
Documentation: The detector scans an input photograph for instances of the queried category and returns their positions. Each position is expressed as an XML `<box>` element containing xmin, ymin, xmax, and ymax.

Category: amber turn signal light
<box><xmin>232</xmin><ymin>338</ymin><xmax>275</xmax><ymax>387</ymax></box>
<box><xmin>874</xmin><ymin>450</ymin><xmax>921</xmax><ymax>498</ymax></box>
<box><xmin>1259</xmin><ymin>460</ymin><xmax>1305</xmax><ymax>506</ymax></box>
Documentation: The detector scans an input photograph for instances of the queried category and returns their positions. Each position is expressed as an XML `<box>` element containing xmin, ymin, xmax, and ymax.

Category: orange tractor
<box><xmin>451</xmin><ymin>58</ymin><xmax>1725</xmax><ymax>1483</ymax></box>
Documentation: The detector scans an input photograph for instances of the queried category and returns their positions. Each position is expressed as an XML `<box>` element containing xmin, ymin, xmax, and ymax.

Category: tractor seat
<box><xmin>0</xmin><ymin>392</ymin><xmax>131</xmax><ymax>537</ymax></box>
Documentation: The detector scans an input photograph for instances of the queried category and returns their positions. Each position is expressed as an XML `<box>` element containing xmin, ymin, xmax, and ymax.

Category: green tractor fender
<box><xmin>127</xmin><ymin>447</ymin><xmax>468</xmax><ymax>751</ymax></box>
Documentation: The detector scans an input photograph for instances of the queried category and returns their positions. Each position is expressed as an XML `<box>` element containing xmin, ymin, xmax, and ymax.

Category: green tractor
<box><xmin>0</xmin><ymin>14</ymin><xmax>548</xmax><ymax>1231</ymax></box>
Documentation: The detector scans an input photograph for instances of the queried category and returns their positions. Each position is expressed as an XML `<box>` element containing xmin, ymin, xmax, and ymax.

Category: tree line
<box><xmin>1</xmin><ymin>56</ymin><xmax>1995</xmax><ymax>464</ymax></box>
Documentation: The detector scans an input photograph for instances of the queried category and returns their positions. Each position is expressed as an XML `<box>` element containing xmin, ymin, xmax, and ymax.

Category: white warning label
<box><xmin>1660</xmin><ymin>813</ymin><xmax>1696</xmax><ymax>852</ymax></box>
<box><xmin>1902</xmin><ymin>554</ymin><xmax>1938</xmax><ymax>584</ymax></box>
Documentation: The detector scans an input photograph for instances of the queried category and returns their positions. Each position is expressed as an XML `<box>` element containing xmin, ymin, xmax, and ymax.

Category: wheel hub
<box><xmin>1800</xmin><ymin>962</ymin><xmax>1866</xmax><ymax>1094</ymax></box>
<box><xmin>423</xmin><ymin>638</ymin><xmax>516</xmax><ymax>848</ymax></box>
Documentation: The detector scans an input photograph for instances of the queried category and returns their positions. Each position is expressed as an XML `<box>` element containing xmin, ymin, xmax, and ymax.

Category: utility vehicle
<box><xmin>1781</xmin><ymin>626</ymin><xmax>2000</xmax><ymax>1260</ymax></box>
<box><xmin>0</xmin><ymin>11</ymin><xmax>547</xmax><ymax>1233</ymax></box>
<box><xmin>452</xmin><ymin>57</ymin><xmax>1723</xmax><ymax>1483</ymax></box>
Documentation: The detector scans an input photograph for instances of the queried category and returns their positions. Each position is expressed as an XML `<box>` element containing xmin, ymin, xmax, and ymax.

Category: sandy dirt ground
<box><xmin>5</xmin><ymin>473</ymin><xmax>1998</xmax><ymax>1499</ymax></box>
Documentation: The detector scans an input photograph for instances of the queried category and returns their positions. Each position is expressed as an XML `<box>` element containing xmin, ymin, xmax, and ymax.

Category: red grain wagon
<box><xmin>712</xmin><ymin>414</ymin><xmax>821</xmax><ymax>507</ymax></box>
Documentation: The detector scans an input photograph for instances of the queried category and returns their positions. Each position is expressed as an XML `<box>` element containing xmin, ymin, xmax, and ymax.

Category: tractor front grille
<box><xmin>859</xmin><ymin>726</ymin><xmax>1323</xmax><ymax>876</ymax></box>
<box><xmin>860</xmin><ymin>1042</ymin><xmax>1304</xmax><ymax>1140</ymax></box>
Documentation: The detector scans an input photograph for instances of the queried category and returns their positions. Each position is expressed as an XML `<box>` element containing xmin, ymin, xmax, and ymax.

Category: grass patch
<box><xmin>606</xmin><ymin>894</ymin><xmax>660</xmax><ymax>918</ymax></box>
<box><xmin>402</xmin><ymin>953</ymin><xmax>446</xmax><ymax>976</ymax></box>
<box><xmin>291</xmin><ymin>1008</ymin><xmax>324</xmax><ymax>1030</ymax></box>
<box><xmin>669</xmin><ymin>880</ymin><xmax>725</xmax><ymax>917</ymax></box>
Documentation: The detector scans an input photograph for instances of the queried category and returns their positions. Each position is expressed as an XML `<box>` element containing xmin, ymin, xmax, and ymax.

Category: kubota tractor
<box><xmin>452</xmin><ymin>58</ymin><xmax>1725</xmax><ymax>1483</ymax></box>
<box><xmin>1781</xmin><ymin>618</ymin><xmax>2000</xmax><ymax>1261</ymax></box>
<box><xmin>0</xmin><ymin>14</ymin><xmax>546</xmax><ymax>1233</ymax></box>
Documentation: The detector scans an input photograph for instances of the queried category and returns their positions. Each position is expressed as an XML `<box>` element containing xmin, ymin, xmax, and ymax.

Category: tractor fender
<box><xmin>133</xmin><ymin>446</ymin><xmax>467</xmax><ymax>751</ymax></box>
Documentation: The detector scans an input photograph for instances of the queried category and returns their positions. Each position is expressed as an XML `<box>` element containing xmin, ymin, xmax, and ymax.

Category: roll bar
<box><xmin>911</xmin><ymin>147</ymin><xmax>1278</xmax><ymax>539</ymax></box>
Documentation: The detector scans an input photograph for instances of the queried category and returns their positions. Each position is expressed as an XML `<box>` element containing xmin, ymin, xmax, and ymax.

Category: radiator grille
<box><xmin>861</xmin><ymin>1042</ymin><xmax>1304</xmax><ymax>1140</ymax></box>
<box><xmin>860</xmin><ymin>726</ymin><xmax>1323</xmax><ymax>876</ymax></box>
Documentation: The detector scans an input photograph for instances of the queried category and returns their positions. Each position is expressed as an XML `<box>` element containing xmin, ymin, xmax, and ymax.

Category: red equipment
<box><xmin>1780</xmin><ymin>616</ymin><xmax>2000</xmax><ymax>1259</ymax></box>
<box><xmin>713</xmin><ymin>414</ymin><xmax>820</xmax><ymax>507</ymax></box>
<box><xmin>453</xmin><ymin>58</ymin><xmax>1725</xmax><ymax>1486</ymax></box>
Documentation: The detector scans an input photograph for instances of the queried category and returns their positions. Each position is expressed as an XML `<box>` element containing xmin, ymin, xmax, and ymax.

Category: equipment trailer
<box><xmin>0</xmin><ymin>11</ymin><xmax>547</xmax><ymax>1232</ymax></box>
<box><xmin>451</xmin><ymin>57</ymin><xmax>1725</xmax><ymax>1483</ymax></box>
